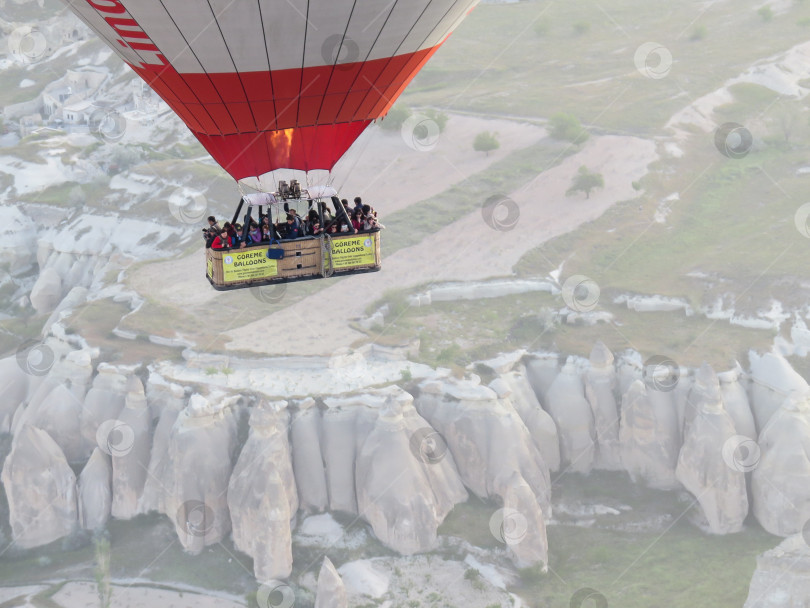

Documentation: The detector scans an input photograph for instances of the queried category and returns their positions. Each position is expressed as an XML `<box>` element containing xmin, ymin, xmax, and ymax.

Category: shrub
<box><xmin>548</xmin><ymin>112</ymin><xmax>589</xmax><ymax>144</ymax></box>
<box><xmin>689</xmin><ymin>24</ymin><xmax>707</xmax><ymax>40</ymax></box>
<box><xmin>573</xmin><ymin>21</ymin><xmax>590</xmax><ymax>35</ymax></box>
<box><xmin>758</xmin><ymin>5</ymin><xmax>774</xmax><ymax>21</ymax></box>
<box><xmin>424</xmin><ymin>108</ymin><xmax>449</xmax><ymax>133</ymax></box>
<box><xmin>380</xmin><ymin>105</ymin><xmax>412</xmax><ymax>131</ymax></box>
<box><xmin>473</xmin><ymin>131</ymin><xmax>500</xmax><ymax>155</ymax></box>
<box><xmin>566</xmin><ymin>165</ymin><xmax>605</xmax><ymax>199</ymax></box>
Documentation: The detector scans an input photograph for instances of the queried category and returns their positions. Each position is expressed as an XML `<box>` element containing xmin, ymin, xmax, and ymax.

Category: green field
<box><xmin>439</xmin><ymin>472</ymin><xmax>776</xmax><ymax>608</ymax></box>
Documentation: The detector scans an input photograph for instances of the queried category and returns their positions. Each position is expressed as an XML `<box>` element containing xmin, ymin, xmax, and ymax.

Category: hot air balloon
<box><xmin>63</xmin><ymin>0</ymin><xmax>480</xmax><ymax>289</ymax></box>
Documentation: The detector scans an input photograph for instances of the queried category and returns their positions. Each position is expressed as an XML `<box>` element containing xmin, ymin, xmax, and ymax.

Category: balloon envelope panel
<box><xmin>64</xmin><ymin>0</ymin><xmax>479</xmax><ymax>178</ymax></box>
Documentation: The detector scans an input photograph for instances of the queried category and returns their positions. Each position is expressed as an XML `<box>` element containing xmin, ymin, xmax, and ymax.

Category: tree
<box><xmin>758</xmin><ymin>6</ymin><xmax>773</xmax><ymax>22</ymax></box>
<box><xmin>473</xmin><ymin>131</ymin><xmax>500</xmax><ymax>155</ymax></box>
<box><xmin>94</xmin><ymin>535</ymin><xmax>112</xmax><ymax>608</ymax></box>
<box><xmin>566</xmin><ymin>166</ymin><xmax>604</xmax><ymax>199</ymax></box>
<box><xmin>548</xmin><ymin>112</ymin><xmax>589</xmax><ymax>144</ymax></box>
<box><xmin>380</xmin><ymin>105</ymin><xmax>412</xmax><ymax>131</ymax></box>
<box><xmin>573</xmin><ymin>21</ymin><xmax>591</xmax><ymax>35</ymax></box>
<box><xmin>423</xmin><ymin>108</ymin><xmax>449</xmax><ymax>133</ymax></box>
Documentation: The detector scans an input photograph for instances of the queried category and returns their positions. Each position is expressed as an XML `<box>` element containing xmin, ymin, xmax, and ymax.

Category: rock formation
<box><xmin>751</xmin><ymin>390</ymin><xmax>810</xmax><ymax>536</ymax></box>
<box><xmin>290</xmin><ymin>397</ymin><xmax>329</xmax><ymax>513</ymax></box>
<box><xmin>1</xmin><ymin>426</ymin><xmax>77</xmax><ymax>548</ymax></box>
<box><xmin>620</xmin><ymin>380</ymin><xmax>680</xmax><ymax>489</ymax></box>
<box><xmin>29</xmin><ymin>266</ymin><xmax>62</xmax><ymax>314</ymax></box>
<box><xmin>110</xmin><ymin>376</ymin><xmax>152</xmax><ymax>519</ymax></box>
<box><xmin>354</xmin><ymin>388</ymin><xmax>467</xmax><ymax>555</ymax></box>
<box><xmin>749</xmin><ymin>352</ymin><xmax>809</xmax><ymax>432</ymax></box>
<box><xmin>616</xmin><ymin>350</ymin><xmax>643</xmax><ymax>397</ymax></box>
<box><xmin>21</xmin><ymin>350</ymin><xmax>92</xmax><ymax>463</ymax></box>
<box><xmin>78</xmin><ymin>448</ymin><xmax>112</xmax><ymax>531</ymax></box>
<box><xmin>584</xmin><ymin>341</ymin><xmax>622</xmax><ymax>470</ymax></box>
<box><xmin>523</xmin><ymin>352</ymin><xmax>559</xmax><ymax>406</ymax></box>
<box><xmin>0</xmin><ymin>355</ymin><xmax>31</xmax><ymax>433</ymax></box>
<box><xmin>676</xmin><ymin>364</ymin><xmax>748</xmax><ymax>534</ymax></box>
<box><xmin>315</xmin><ymin>557</ymin><xmax>348</xmax><ymax>608</ymax></box>
<box><xmin>160</xmin><ymin>393</ymin><xmax>240</xmax><ymax>554</ymax></box>
<box><xmin>544</xmin><ymin>358</ymin><xmax>595</xmax><ymax>473</ymax></box>
<box><xmin>228</xmin><ymin>401</ymin><xmax>297</xmax><ymax>581</ymax></box>
<box><xmin>743</xmin><ymin>534</ymin><xmax>810</xmax><ymax>608</ymax></box>
<box><xmin>718</xmin><ymin>364</ymin><xmax>757</xmax><ymax>440</ymax></box>
<box><xmin>80</xmin><ymin>364</ymin><xmax>128</xmax><ymax>459</ymax></box>
<box><xmin>493</xmin><ymin>364</ymin><xmax>561</xmax><ymax>472</ymax></box>
<box><xmin>320</xmin><ymin>398</ymin><xmax>377</xmax><ymax>515</ymax></box>
<box><xmin>415</xmin><ymin>376</ymin><xmax>549</xmax><ymax>569</ymax></box>
<box><xmin>139</xmin><ymin>378</ymin><xmax>186</xmax><ymax>514</ymax></box>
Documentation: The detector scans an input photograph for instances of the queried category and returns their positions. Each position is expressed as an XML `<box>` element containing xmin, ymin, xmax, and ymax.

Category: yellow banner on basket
<box><xmin>207</xmin><ymin>256</ymin><xmax>213</xmax><ymax>278</ymax></box>
<box><xmin>329</xmin><ymin>234</ymin><xmax>376</xmax><ymax>269</ymax></box>
<box><xmin>222</xmin><ymin>249</ymin><xmax>279</xmax><ymax>282</ymax></box>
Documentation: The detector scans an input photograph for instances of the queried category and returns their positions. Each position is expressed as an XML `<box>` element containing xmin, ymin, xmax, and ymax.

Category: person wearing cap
<box><xmin>282</xmin><ymin>213</ymin><xmax>301</xmax><ymax>239</ymax></box>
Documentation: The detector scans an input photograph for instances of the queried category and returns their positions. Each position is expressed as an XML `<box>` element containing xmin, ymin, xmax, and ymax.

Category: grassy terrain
<box><xmin>0</xmin><ymin>515</ymin><xmax>256</xmax><ymax>597</ymax></box>
<box><xmin>406</xmin><ymin>0</ymin><xmax>810</xmax><ymax>132</ymax></box>
<box><xmin>439</xmin><ymin>472</ymin><xmax>777</xmax><ymax>608</ymax></box>
<box><xmin>364</xmin><ymin>287</ymin><xmax>773</xmax><ymax>371</ymax></box>
<box><xmin>382</xmin><ymin>137</ymin><xmax>575</xmax><ymax>255</ymax></box>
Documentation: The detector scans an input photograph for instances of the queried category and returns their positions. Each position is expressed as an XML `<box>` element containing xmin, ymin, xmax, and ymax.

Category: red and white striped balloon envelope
<box><xmin>64</xmin><ymin>0</ymin><xmax>480</xmax><ymax>181</ymax></box>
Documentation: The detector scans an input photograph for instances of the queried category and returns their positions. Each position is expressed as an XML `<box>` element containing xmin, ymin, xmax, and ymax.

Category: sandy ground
<box><xmin>129</xmin><ymin>114</ymin><xmax>545</xmax><ymax>311</ymax></box>
<box><xmin>49</xmin><ymin>581</ymin><xmax>245</xmax><ymax>608</ymax></box>
<box><xmin>334</xmin><ymin>114</ymin><xmax>546</xmax><ymax>215</ymax></box>
<box><xmin>0</xmin><ymin>586</ymin><xmax>45</xmax><ymax>603</ymax></box>
<box><xmin>226</xmin><ymin>133</ymin><xmax>657</xmax><ymax>356</ymax></box>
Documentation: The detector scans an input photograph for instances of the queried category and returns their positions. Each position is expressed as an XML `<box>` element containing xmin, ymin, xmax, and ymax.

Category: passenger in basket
<box><xmin>261</xmin><ymin>225</ymin><xmax>272</xmax><ymax>242</ymax></box>
<box><xmin>310</xmin><ymin>221</ymin><xmax>322</xmax><ymax>236</ymax></box>
<box><xmin>363</xmin><ymin>213</ymin><xmax>378</xmax><ymax>231</ymax></box>
<box><xmin>203</xmin><ymin>216</ymin><xmax>220</xmax><ymax>247</ymax></box>
<box><xmin>211</xmin><ymin>229</ymin><xmax>231</xmax><ymax>250</ymax></box>
<box><xmin>248</xmin><ymin>221</ymin><xmax>262</xmax><ymax>244</ymax></box>
<box><xmin>353</xmin><ymin>197</ymin><xmax>363</xmax><ymax>214</ymax></box>
<box><xmin>351</xmin><ymin>209</ymin><xmax>364</xmax><ymax>232</ymax></box>
<box><xmin>223</xmin><ymin>222</ymin><xmax>239</xmax><ymax>244</ymax></box>
<box><xmin>283</xmin><ymin>213</ymin><xmax>301</xmax><ymax>239</ymax></box>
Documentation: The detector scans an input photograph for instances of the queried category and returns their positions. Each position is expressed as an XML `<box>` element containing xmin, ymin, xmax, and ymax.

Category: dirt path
<box><xmin>226</xmin><ymin>134</ymin><xmax>657</xmax><ymax>356</ymax></box>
